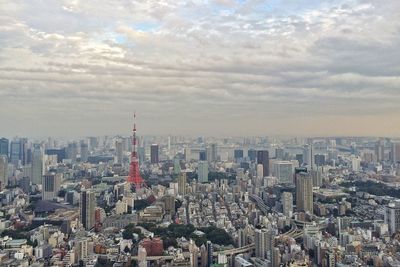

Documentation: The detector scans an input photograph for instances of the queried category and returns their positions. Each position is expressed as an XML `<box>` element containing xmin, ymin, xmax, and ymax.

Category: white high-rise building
<box><xmin>282</xmin><ymin>192</ymin><xmax>293</xmax><ymax>218</ymax></box>
<box><xmin>303</xmin><ymin>144</ymin><xmax>314</xmax><ymax>169</ymax></box>
<box><xmin>0</xmin><ymin>155</ymin><xmax>7</xmax><ymax>189</ymax></box>
<box><xmin>351</xmin><ymin>156</ymin><xmax>361</xmax><ymax>172</ymax></box>
<box><xmin>198</xmin><ymin>161</ymin><xmax>208</xmax><ymax>183</ymax></box>
<box><xmin>385</xmin><ymin>201</ymin><xmax>400</xmax><ymax>234</ymax></box>
<box><xmin>256</xmin><ymin>164</ymin><xmax>264</xmax><ymax>179</ymax></box>
<box><xmin>255</xmin><ymin>228</ymin><xmax>274</xmax><ymax>260</ymax></box>
<box><xmin>31</xmin><ymin>144</ymin><xmax>44</xmax><ymax>185</ymax></box>
<box><xmin>273</xmin><ymin>161</ymin><xmax>293</xmax><ymax>184</ymax></box>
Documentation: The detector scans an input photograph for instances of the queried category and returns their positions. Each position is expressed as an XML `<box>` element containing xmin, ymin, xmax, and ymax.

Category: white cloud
<box><xmin>0</xmin><ymin>0</ymin><xmax>399</xmax><ymax>137</ymax></box>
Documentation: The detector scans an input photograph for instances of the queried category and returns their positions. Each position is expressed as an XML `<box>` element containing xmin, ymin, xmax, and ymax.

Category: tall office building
<box><xmin>282</xmin><ymin>192</ymin><xmax>293</xmax><ymax>218</ymax></box>
<box><xmin>248</xmin><ymin>149</ymin><xmax>257</xmax><ymax>162</ymax></box>
<box><xmin>385</xmin><ymin>201</ymin><xmax>400</xmax><ymax>234</ymax></box>
<box><xmin>80</xmin><ymin>190</ymin><xmax>96</xmax><ymax>230</ymax></box>
<box><xmin>303</xmin><ymin>144</ymin><xmax>314</xmax><ymax>169</ymax></box>
<box><xmin>198</xmin><ymin>161</ymin><xmax>209</xmax><ymax>183</ymax></box>
<box><xmin>234</xmin><ymin>149</ymin><xmax>244</xmax><ymax>160</ymax></box>
<box><xmin>42</xmin><ymin>173</ymin><xmax>61</xmax><ymax>200</ymax></box>
<box><xmin>296</xmin><ymin>172</ymin><xmax>313</xmax><ymax>214</ymax></box>
<box><xmin>273</xmin><ymin>161</ymin><xmax>293</xmax><ymax>184</ymax></box>
<box><xmin>207</xmin><ymin>143</ymin><xmax>217</xmax><ymax>162</ymax></box>
<box><xmin>255</xmin><ymin>228</ymin><xmax>273</xmax><ymax>260</ymax></box>
<box><xmin>257</xmin><ymin>150</ymin><xmax>269</xmax><ymax>177</ymax></box>
<box><xmin>115</xmin><ymin>140</ymin><xmax>124</xmax><ymax>164</ymax></box>
<box><xmin>10</xmin><ymin>138</ymin><xmax>27</xmax><ymax>166</ymax></box>
<box><xmin>314</xmin><ymin>154</ymin><xmax>326</xmax><ymax>167</ymax></box>
<box><xmin>199</xmin><ymin>150</ymin><xmax>207</xmax><ymax>161</ymax></box>
<box><xmin>391</xmin><ymin>142</ymin><xmax>400</xmax><ymax>164</ymax></box>
<box><xmin>0</xmin><ymin>155</ymin><xmax>7</xmax><ymax>189</ymax></box>
<box><xmin>80</xmin><ymin>142</ymin><xmax>89</xmax><ymax>162</ymax></box>
<box><xmin>173</xmin><ymin>157</ymin><xmax>181</xmax><ymax>175</ymax></box>
<box><xmin>184</xmin><ymin>147</ymin><xmax>191</xmax><ymax>162</ymax></box>
<box><xmin>67</xmin><ymin>142</ymin><xmax>78</xmax><ymax>162</ymax></box>
<box><xmin>206</xmin><ymin>241</ymin><xmax>213</xmax><ymax>267</ymax></box>
<box><xmin>375</xmin><ymin>140</ymin><xmax>385</xmax><ymax>162</ymax></box>
<box><xmin>138</xmin><ymin>147</ymin><xmax>145</xmax><ymax>165</ymax></box>
<box><xmin>88</xmin><ymin>137</ymin><xmax>98</xmax><ymax>151</ymax></box>
<box><xmin>275</xmin><ymin>148</ymin><xmax>284</xmax><ymax>160</ymax></box>
<box><xmin>31</xmin><ymin>144</ymin><xmax>44</xmax><ymax>185</ymax></box>
<box><xmin>351</xmin><ymin>156</ymin><xmax>361</xmax><ymax>172</ymax></box>
<box><xmin>150</xmin><ymin>144</ymin><xmax>159</xmax><ymax>164</ymax></box>
<box><xmin>178</xmin><ymin>172</ymin><xmax>187</xmax><ymax>196</ymax></box>
<box><xmin>0</xmin><ymin>138</ymin><xmax>9</xmax><ymax>157</ymax></box>
<box><xmin>311</xmin><ymin>169</ymin><xmax>323</xmax><ymax>188</ymax></box>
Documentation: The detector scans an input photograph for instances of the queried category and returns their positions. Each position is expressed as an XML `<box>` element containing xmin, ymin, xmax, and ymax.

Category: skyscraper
<box><xmin>206</xmin><ymin>241</ymin><xmax>213</xmax><ymax>267</ymax></box>
<box><xmin>0</xmin><ymin>155</ymin><xmax>7</xmax><ymax>190</ymax></box>
<box><xmin>257</xmin><ymin>150</ymin><xmax>269</xmax><ymax>177</ymax></box>
<box><xmin>0</xmin><ymin>138</ymin><xmax>9</xmax><ymax>157</ymax></box>
<box><xmin>10</xmin><ymin>138</ymin><xmax>27</xmax><ymax>166</ymax></box>
<box><xmin>198</xmin><ymin>161</ymin><xmax>208</xmax><ymax>183</ymax></box>
<box><xmin>296</xmin><ymin>172</ymin><xmax>313</xmax><ymax>214</ymax></box>
<box><xmin>255</xmin><ymin>228</ymin><xmax>273</xmax><ymax>260</ymax></box>
<box><xmin>391</xmin><ymin>142</ymin><xmax>400</xmax><ymax>164</ymax></box>
<box><xmin>234</xmin><ymin>149</ymin><xmax>244</xmax><ymax>160</ymax></box>
<box><xmin>273</xmin><ymin>161</ymin><xmax>293</xmax><ymax>184</ymax></box>
<box><xmin>80</xmin><ymin>142</ymin><xmax>89</xmax><ymax>162</ymax></box>
<box><xmin>303</xmin><ymin>144</ymin><xmax>314</xmax><ymax>169</ymax></box>
<box><xmin>375</xmin><ymin>140</ymin><xmax>385</xmax><ymax>162</ymax></box>
<box><xmin>207</xmin><ymin>143</ymin><xmax>217</xmax><ymax>162</ymax></box>
<box><xmin>66</xmin><ymin>142</ymin><xmax>78</xmax><ymax>162</ymax></box>
<box><xmin>80</xmin><ymin>190</ymin><xmax>96</xmax><ymax>230</ymax></box>
<box><xmin>115</xmin><ymin>140</ymin><xmax>123</xmax><ymax>164</ymax></box>
<box><xmin>178</xmin><ymin>172</ymin><xmax>187</xmax><ymax>196</ymax></box>
<box><xmin>282</xmin><ymin>192</ymin><xmax>293</xmax><ymax>218</ymax></box>
<box><xmin>42</xmin><ymin>173</ymin><xmax>61</xmax><ymax>200</ymax></box>
<box><xmin>31</xmin><ymin>144</ymin><xmax>44</xmax><ymax>185</ymax></box>
<box><xmin>248</xmin><ymin>149</ymin><xmax>257</xmax><ymax>162</ymax></box>
<box><xmin>150</xmin><ymin>144</ymin><xmax>159</xmax><ymax>164</ymax></box>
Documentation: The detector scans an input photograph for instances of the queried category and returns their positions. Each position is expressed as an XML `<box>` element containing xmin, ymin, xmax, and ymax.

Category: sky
<box><xmin>0</xmin><ymin>0</ymin><xmax>399</xmax><ymax>138</ymax></box>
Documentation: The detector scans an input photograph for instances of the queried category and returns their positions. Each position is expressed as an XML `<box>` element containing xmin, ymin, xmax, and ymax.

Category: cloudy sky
<box><xmin>0</xmin><ymin>0</ymin><xmax>399</xmax><ymax>138</ymax></box>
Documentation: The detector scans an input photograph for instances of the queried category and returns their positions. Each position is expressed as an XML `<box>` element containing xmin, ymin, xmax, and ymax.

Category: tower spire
<box><xmin>127</xmin><ymin>113</ymin><xmax>145</xmax><ymax>189</ymax></box>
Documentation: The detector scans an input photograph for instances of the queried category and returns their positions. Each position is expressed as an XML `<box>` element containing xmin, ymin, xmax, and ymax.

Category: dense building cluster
<box><xmin>0</xmin><ymin>134</ymin><xmax>400</xmax><ymax>266</ymax></box>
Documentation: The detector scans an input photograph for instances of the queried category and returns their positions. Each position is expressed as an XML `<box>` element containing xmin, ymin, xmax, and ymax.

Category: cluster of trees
<box><xmin>131</xmin><ymin>223</ymin><xmax>234</xmax><ymax>248</ymax></box>
<box><xmin>341</xmin><ymin>180</ymin><xmax>400</xmax><ymax>198</ymax></box>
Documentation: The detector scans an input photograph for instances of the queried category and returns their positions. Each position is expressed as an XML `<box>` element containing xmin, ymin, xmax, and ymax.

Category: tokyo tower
<box><xmin>127</xmin><ymin>114</ymin><xmax>145</xmax><ymax>189</ymax></box>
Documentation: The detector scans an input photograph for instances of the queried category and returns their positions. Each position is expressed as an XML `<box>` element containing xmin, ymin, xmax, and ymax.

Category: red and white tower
<box><xmin>127</xmin><ymin>114</ymin><xmax>145</xmax><ymax>189</ymax></box>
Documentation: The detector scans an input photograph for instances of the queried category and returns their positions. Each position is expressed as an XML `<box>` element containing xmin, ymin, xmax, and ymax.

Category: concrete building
<box><xmin>385</xmin><ymin>201</ymin><xmax>400</xmax><ymax>234</ymax></box>
<box><xmin>296</xmin><ymin>172</ymin><xmax>313</xmax><ymax>214</ymax></box>
<box><xmin>178</xmin><ymin>172</ymin><xmax>187</xmax><ymax>196</ymax></box>
<box><xmin>80</xmin><ymin>190</ymin><xmax>96</xmax><ymax>230</ymax></box>
<box><xmin>150</xmin><ymin>144</ymin><xmax>159</xmax><ymax>164</ymax></box>
<box><xmin>257</xmin><ymin>150</ymin><xmax>269</xmax><ymax>177</ymax></box>
<box><xmin>0</xmin><ymin>155</ymin><xmax>7</xmax><ymax>189</ymax></box>
<box><xmin>31</xmin><ymin>144</ymin><xmax>43</xmax><ymax>185</ymax></box>
<box><xmin>282</xmin><ymin>192</ymin><xmax>293</xmax><ymax>218</ymax></box>
<box><xmin>198</xmin><ymin>161</ymin><xmax>208</xmax><ymax>183</ymax></box>
<box><xmin>255</xmin><ymin>228</ymin><xmax>273</xmax><ymax>260</ymax></box>
<box><xmin>42</xmin><ymin>173</ymin><xmax>61</xmax><ymax>200</ymax></box>
<box><xmin>273</xmin><ymin>161</ymin><xmax>293</xmax><ymax>184</ymax></box>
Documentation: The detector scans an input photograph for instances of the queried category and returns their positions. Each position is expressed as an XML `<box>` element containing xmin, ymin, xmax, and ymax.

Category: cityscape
<box><xmin>1</xmin><ymin>124</ymin><xmax>400</xmax><ymax>266</ymax></box>
<box><xmin>1</xmin><ymin>0</ymin><xmax>400</xmax><ymax>267</ymax></box>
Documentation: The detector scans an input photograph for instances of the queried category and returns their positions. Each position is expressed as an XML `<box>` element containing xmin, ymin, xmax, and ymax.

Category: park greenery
<box><xmin>122</xmin><ymin>223</ymin><xmax>234</xmax><ymax>249</ymax></box>
<box><xmin>340</xmin><ymin>180</ymin><xmax>400</xmax><ymax>198</ymax></box>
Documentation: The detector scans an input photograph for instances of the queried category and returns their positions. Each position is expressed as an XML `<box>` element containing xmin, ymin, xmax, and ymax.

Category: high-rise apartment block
<box><xmin>296</xmin><ymin>172</ymin><xmax>313</xmax><ymax>214</ymax></box>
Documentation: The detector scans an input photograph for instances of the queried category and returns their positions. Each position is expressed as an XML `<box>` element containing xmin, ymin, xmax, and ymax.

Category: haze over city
<box><xmin>1</xmin><ymin>0</ymin><xmax>399</xmax><ymax>137</ymax></box>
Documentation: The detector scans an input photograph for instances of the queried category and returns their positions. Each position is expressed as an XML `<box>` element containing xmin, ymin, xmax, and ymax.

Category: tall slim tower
<box><xmin>127</xmin><ymin>114</ymin><xmax>145</xmax><ymax>189</ymax></box>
